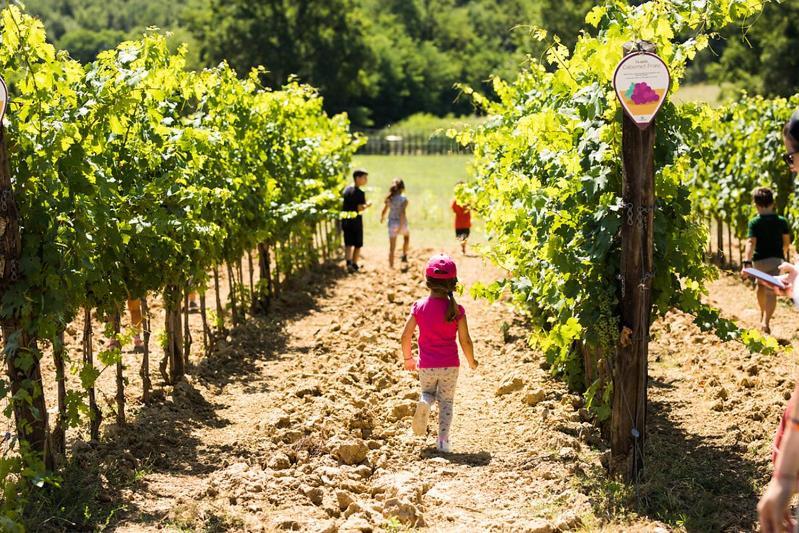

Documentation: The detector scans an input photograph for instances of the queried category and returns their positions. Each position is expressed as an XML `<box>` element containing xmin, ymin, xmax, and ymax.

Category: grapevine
<box><xmin>455</xmin><ymin>0</ymin><xmax>769</xmax><ymax>420</ymax></box>
<box><xmin>0</xmin><ymin>6</ymin><xmax>359</xmax><ymax>524</ymax></box>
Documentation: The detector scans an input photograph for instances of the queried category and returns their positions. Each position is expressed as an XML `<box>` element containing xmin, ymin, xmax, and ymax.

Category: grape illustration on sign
<box><xmin>613</xmin><ymin>52</ymin><xmax>670</xmax><ymax>129</ymax></box>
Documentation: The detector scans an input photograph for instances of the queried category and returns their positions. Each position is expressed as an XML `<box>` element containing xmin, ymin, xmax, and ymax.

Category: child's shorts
<box><xmin>754</xmin><ymin>256</ymin><xmax>783</xmax><ymax>276</ymax></box>
<box><xmin>455</xmin><ymin>228</ymin><xmax>470</xmax><ymax>240</ymax></box>
<box><xmin>388</xmin><ymin>222</ymin><xmax>409</xmax><ymax>238</ymax></box>
<box><xmin>342</xmin><ymin>218</ymin><xmax>363</xmax><ymax>248</ymax></box>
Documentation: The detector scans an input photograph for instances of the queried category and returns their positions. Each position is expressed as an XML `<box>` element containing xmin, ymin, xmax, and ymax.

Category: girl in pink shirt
<box><xmin>400</xmin><ymin>254</ymin><xmax>478</xmax><ymax>452</ymax></box>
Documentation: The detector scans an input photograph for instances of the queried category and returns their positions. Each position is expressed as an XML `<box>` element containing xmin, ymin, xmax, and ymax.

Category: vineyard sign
<box><xmin>613</xmin><ymin>52</ymin><xmax>670</xmax><ymax>130</ymax></box>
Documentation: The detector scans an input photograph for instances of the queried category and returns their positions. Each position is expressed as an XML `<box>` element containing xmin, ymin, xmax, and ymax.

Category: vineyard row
<box><xmin>0</xmin><ymin>6</ymin><xmax>358</xmax><ymax>524</ymax></box>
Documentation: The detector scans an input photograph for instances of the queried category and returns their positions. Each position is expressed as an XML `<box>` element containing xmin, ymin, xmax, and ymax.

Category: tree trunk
<box><xmin>611</xmin><ymin>40</ymin><xmax>656</xmax><ymax>482</ymax></box>
<box><xmin>140</xmin><ymin>296</ymin><xmax>152</xmax><ymax>403</ymax></box>
<box><xmin>716</xmin><ymin>216</ymin><xmax>724</xmax><ymax>266</ymax></box>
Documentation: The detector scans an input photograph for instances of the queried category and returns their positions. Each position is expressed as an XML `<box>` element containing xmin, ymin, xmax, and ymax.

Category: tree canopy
<box><xmin>26</xmin><ymin>0</ymin><xmax>596</xmax><ymax>126</ymax></box>
<box><xmin>25</xmin><ymin>0</ymin><xmax>797</xmax><ymax>126</ymax></box>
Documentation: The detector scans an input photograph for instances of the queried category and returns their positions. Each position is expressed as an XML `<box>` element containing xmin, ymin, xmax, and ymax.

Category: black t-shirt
<box><xmin>342</xmin><ymin>185</ymin><xmax>365</xmax><ymax>218</ymax></box>
<box><xmin>747</xmin><ymin>213</ymin><xmax>791</xmax><ymax>261</ymax></box>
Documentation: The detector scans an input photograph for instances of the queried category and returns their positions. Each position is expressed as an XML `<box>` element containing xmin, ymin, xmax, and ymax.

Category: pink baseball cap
<box><xmin>426</xmin><ymin>254</ymin><xmax>457</xmax><ymax>279</ymax></box>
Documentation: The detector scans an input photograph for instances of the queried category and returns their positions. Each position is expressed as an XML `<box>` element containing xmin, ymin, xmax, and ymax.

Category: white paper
<box><xmin>744</xmin><ymin>268</ymin><xmax>786</xmax><ymax>289</ymax></box>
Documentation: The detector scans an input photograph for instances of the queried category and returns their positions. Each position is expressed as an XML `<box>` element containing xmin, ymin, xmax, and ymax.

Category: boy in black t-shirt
<box><xmin>342</xmin><ymin>170</ymin><xmax>370</xmax><ymax>272</ymax></box>
<box><xmin>741</xmin><ymin>187</ymin><xmax>792</xmax><ymax>333</ymax></box>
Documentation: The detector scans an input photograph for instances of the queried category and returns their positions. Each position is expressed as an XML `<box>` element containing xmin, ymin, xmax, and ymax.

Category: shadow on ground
<box><xmin>24</xmin><ymin>262</ymin><xmax>348</xmax><ymax>531</ymax></box>
<box><xmin>420</xmin><ymin>448</ymin><xmax>492</xmax><ymax>466</ymax></box>
<box><xmin>636</xmin><ymin>394</ymin><xmax>765</xmax><ymax>532</ymax></box>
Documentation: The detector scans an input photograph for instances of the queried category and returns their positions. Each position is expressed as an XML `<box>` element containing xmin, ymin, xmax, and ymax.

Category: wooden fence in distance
<box><xmin>355</xmin><ymin>129</ymin><xmax>472</xmax><ymax>155</ymax></box>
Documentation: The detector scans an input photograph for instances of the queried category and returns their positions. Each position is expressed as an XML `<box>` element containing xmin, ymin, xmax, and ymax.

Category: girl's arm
<box><xmin>380</xmin><ymin>200</ymin><xmax>389</xmax><ymax>224</ymax></box>
<box><xmin>457</xmin><ymin>315</ymin><xmax>478</xmax><ymax>370</ymax></box>
<box><xmin>759</xmin><ymin>383</ymin><xmax>799</xmax><ymax>532</ymax></box>
<box><xmin>400</xmin><ymin>199</ymin><xmax>409</xmax><ymax>226</ymax></box>
<box><xmin>400</xmin><ymin>314</ymin><xmax>417</xmax><ymax>371</ymax></box>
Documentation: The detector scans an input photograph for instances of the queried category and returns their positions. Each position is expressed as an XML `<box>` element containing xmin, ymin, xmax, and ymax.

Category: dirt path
<box><xmin>36</xmin><ymin>252</ymin><xmax>799</xmax><ymax>532</ymax></box>
<box><xmin>51</xmin><ymin>245</ymin><xmax>612</xmax><ymax>533</ymax></box>
<box><xmin>641</xmin><ymin>272</ymin><xmax>799</xmax><ymax>530</ymax></box>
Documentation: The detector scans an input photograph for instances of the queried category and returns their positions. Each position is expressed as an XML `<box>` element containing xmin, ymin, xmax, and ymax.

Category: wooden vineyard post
<box><xmin>611</xmin><ymin>41</ymin><xmax>664</xmax><ymax>480</ymax></box>
<box><xmin>727</xmin><ymin>222</ymin><xmax>733</xmax><ymax>269</ymax></box>
<box><xmin>256</xmin><ymin>241</ymin><xmax>272</xmax><ymax>313</ymax></box>
<box><xmin>213</xmin><ymin>266</ymin><xmax>224</xmax><ymax>330</ymax></box>
<box><xmin>199</xmin><ymin>290</ymin><xmax>210</xmax><ymax>354</ymax></box>
<box><xmin>112</xmin><ymin>310</ymin><xmax>125</xmax><ymax>425</ymax></box>
<box><xmin>0</xmin><ymin>123</ymin><xmax>54</xmax><ymax>468</ymax></box>
<box><xmin>164</xmin><ymin>285</ymin><xmax>184</xmax><ymax>384</ymax></box>
<box><xmin>83</xmin><ymin>307</ymin><xmax>101</xmax><ymax>441</ymax></box>
<box><xmin>183</xmin><ymin>289</ymin><xmax>191</xmax><ymax>369</ymax></box>
<box><xmin>140</xmin><ymin>296</ymin><xmax>152</xmax><ymax>403</ymax></box>
<box><xmin>247</xmin><ymin>249</ymin><xmax>255</xmax><ymax>295</ymax></box>
<box><xmin>227</xmin><ymin>261</ymin><xmax>240</xmax><ymax>326</ymax></box>
<box><xmin>52</xmin><ymin>329</ymin><xmax>67</xmax><ymax>460</ymax></box>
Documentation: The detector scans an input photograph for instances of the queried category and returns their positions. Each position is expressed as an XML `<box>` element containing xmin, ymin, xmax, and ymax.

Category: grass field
<box><xmin>673</xmin><ymin>83</ymin><xmax>724</xmax><ymax>105</ymax></box>
<box><xmin>351</xmin><ymin>155</ymin><xmax>482</xmax><ymax>248</ymax></box>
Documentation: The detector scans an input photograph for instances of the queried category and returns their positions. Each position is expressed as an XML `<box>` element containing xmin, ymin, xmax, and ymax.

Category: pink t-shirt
<box><xmin>411</xmin><ymin>296</ymin><xmax>465</xmax><ymax>368</ymax></box>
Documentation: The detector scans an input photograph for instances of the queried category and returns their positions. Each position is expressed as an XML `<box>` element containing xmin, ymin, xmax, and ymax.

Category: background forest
<box><xmin>24</xmin><ymin>0</ymin><xmax>799</xmax><ymax>126</ymax></box>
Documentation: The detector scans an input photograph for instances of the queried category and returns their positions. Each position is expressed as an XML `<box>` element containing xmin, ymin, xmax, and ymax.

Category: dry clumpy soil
<box><xmin>30</xmin><ymin>253</ymin><xmax>794</xmax><ymax>532</ymax></box>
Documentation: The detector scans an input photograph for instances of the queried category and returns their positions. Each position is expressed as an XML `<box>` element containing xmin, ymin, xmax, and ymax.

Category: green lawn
<box><xmin>673</xmin><ymin>83</ymin><xmax>723</xmax><ymax>105</ymax></box>
<box><xmin>351</xmin><ymin>155</ymin><xmax>482</xmax><ymax>248</ymax></box>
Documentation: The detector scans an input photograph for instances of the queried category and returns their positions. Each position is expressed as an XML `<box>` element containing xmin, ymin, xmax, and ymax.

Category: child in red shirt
<box><xmin>451</xmin><ymin>197</ymin><xmax>471</xmax><ymax>255</ymax></box>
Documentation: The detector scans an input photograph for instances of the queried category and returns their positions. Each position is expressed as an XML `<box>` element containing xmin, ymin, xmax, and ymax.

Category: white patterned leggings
<box><xmin>419</xmin><ymin>367</ymin><xmax>459</xmax><ymax>441</ymax></box>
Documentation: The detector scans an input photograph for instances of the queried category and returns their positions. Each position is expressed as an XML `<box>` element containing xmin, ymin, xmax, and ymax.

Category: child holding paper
<box><xmin>741</xmin><ymin>187</ymin><xmax>791</xmax><ymax>334</ymax></box>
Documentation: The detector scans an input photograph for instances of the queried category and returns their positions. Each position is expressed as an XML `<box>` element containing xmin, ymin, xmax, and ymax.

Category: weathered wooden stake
<box><xmin>727</xmin><ymin>221</ymin><xmax>733</xmax><ymax>269</ymax></box>
<box><xmin>256</xmin><ymin>242</ymin><xmax>272</xmax><ymax>313</ymax></box>
<box><xmin>112</xmin><ymin>310</ymin><xmax>125</xmax><ymax>425</ymax></box>
<box><xmin>52</xmin><ymin>329</ymin><xmax>67</xmax><ymax>460</ymax></box>
<box><xmin>0</xmin><ymin>125</ymin><xmax>53</xmax><ymax>467</ymax></box>
<box><xmin>164</xmin><ymin>286</ymin><xmax>184</xmax><ymax>384</ymax></box>
<box><xmin>213</xmin><ymin>266</ymin><xmax>224</xmax><ymax>330</ymax></box>
<box><xmin>247</xmin><ymin>249</ymin><xmax>255</xmax><ymax>295</ymax></box>
<box><xmin>83</xmin><ymin>307</ymin><xmax>101</xmax><ymax>441</ymax></box>
<box><xmin>140</xmin><ymin>296</ymin><xmax>152</xmax><ymax>403</ymax></box>
<box><xmin>227</xmin><ymin>261</ymin><xmax>239</xmax><ymax>326</ymax></box>
<box><xmin>611</xmin><ymin>41</ymin><xmax>657</xmax><ymax>481</ymax></box>
<box><xmin>199</xmin><ymin>290</ymin><xmax>210</xmax><ymax>354</ymax></box>
<box><xmin>183</xmin><ymin>289</ymin><xmax>191</xmax><ymax>369</ymax></box>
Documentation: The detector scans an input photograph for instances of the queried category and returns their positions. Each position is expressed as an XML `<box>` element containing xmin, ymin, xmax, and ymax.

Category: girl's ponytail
<box><xmin>426</xmin><ymin>275</ymin><xmax>459</xmax><ymax>322</ymax></box>
<box><xmin>446</xmin><ymin>289</ymin><xmax>458</xmax><ymax>322</ymax></box>
<box><xmin>385</xmin><ymin>178</ymin><xmax>405</xmax><ymax>202</ymax></box>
